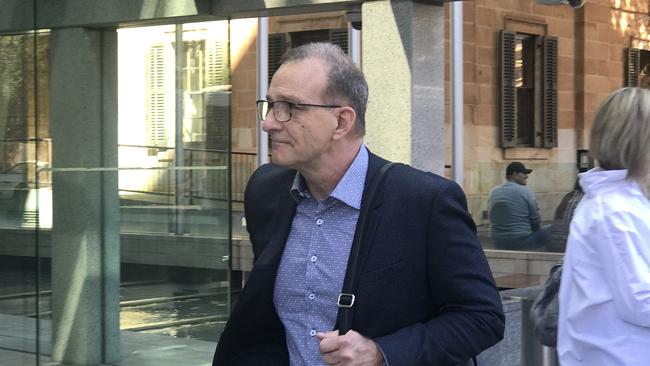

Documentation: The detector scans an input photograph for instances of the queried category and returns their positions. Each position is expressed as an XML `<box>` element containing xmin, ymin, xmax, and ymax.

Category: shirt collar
<box><xmin>289</xmin><ymin>145</ymin><xmax>369</xmax><ymax>209</ymax></box>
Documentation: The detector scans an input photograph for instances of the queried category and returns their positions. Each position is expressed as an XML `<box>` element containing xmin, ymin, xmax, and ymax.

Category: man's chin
<box><xmin>270</xmin><ymin>154</ymin><xmax>291</xmax><ymax>167</ymax></box>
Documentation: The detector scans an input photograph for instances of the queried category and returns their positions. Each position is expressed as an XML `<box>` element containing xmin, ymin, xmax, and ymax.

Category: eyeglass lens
<box><xmin>258</xmin><ymin>101</ymin><xmax>291</xmax><ymax>122</ymax></box>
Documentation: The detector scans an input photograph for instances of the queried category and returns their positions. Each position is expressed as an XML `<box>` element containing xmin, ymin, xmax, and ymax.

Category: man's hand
<box><xmin>316</xmin><ymin>330</ymin><xmax>384</xmax><ymax>366</ymax></box>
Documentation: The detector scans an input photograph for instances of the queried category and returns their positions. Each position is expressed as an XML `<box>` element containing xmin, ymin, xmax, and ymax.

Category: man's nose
<box><xmin>261</xmin><ymin>113</ymin><xmax>281</xmax><ymax>133</ymax></box>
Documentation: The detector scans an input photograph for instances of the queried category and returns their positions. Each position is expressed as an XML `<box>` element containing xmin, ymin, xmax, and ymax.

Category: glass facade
<box><xmin>0</xmin><ymin>18</ymin><xmax>250</xmax><ymax>365</ymax></box>
<box><xmin>2</xmin><ymin>1</ymin><xmax>617</xmax><ymax>364</ymax></box>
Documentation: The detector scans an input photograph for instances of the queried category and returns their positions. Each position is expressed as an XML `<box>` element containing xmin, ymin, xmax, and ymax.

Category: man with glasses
<box><xmin>213</xmin><ymin>42</ymin><xmax>504</xmax><ymax>366</ymax></box>
<box><xmin>488</xmin><ymin>161</ymin><xmax>549</xmax><ymax>250</ymax></box>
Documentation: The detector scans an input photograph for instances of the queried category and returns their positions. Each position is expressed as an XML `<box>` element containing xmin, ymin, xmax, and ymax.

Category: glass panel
<box><xmin>0</xmin><ymin>29</ymin><xmax>51</xmax><ymax>365</ymax></box>
<box><xmin>2</xmin><ymin>19</ymin><xmax>242</xmax><ymax>365</ymax></box>
<box><xmin>117</xmin><ymin>21</ymin><xmax>232</xmax><ymax>349</ymax></box>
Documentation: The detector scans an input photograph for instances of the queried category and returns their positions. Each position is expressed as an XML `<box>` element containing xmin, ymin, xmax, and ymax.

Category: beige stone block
<box><xmin>477</xmin><ymin>46</ymin><xmax>496</xmax><ymax>66</ymax></box>
<box><xmin>475</xmin><ymin>64</ymin><xmax>495</xmax><ymax>85</ymax></box>
<box><xmin>585</xmin><ymin>3</ymin><xmax>613</xmax><ymax>24</ymax></box>
<box><xmin>474</xmin><ymin>104</ymin><xmax>497</xmax><ymax>126</ymax></box>
<box><xmin>557</xmin><ymin>128</ymin><xmax>577</xmax><ymax>150</ymax></box>
<box><xmin>503</xmin><ymin>148</ymin><xmax>552</xmax><ymax>160</ymax></box>
<box><xmin>556</xmin><ymin>147</ymin><xmax>576</xmax><ymax>164</ymax></box>
<box><xmin>476</xmin><ymin>125</ymin><xmax>499</xmax><ymax>147</ymax></box>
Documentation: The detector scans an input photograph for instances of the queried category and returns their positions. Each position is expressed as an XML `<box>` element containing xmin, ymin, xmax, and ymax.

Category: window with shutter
<box><xmin>145</xmin><ymin>44</ymin><xmax>168</xmax><ymax>148</ymax></box>
<box><xmin>624</xmin><ymin>48</ymin><xmax>650</xmax><ymax>88</ymax></box>
<box><xmin>543</xmin><ymin>36</ymin><xmax>558</xmax><ymax>148</ymax></box>
<box><xmin>499</xmin><ymin>30</ymin><xmax>558</xmax><ymax>149</ymax></box>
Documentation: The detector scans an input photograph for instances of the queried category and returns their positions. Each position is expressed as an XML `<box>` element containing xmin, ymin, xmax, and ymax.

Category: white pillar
<box><xmin>257</xmin><ymin>17</ymin><xmax>269</xmax><ymax>166</ymax></box>
<box><xmin>451</xmin><ymin>1</ymin><xmax>464</xmax><ymax>187</ymax></box>
<box><xmin>49</xmin><ymin>27</ymin><xmax>120</xmax><ymax>365</ymax></box>
<box><xmin>363</xmin><ymin>0</ymin><xmax>445</xmax><ymax>175</ymax></box>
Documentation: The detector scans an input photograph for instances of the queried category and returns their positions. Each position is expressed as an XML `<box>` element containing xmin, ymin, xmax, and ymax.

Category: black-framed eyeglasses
<box><xmin>256</xmin><ymin>100</ymin><xmax>341</xmax><ymax>123</ymax></box>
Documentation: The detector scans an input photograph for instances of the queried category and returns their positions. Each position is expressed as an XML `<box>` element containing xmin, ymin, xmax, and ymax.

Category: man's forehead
<box><xmin>268</xmin><ymin>58</ymin><xmax>328</xmax><ymax>101</ymax></box>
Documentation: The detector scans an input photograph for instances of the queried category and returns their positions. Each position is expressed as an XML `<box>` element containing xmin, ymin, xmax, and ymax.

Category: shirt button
<box><xmin>316</xmin><ymin>218</ymin><xmax>323</xmax><ymax>225</ymax></box>
<box><xmin>308</xmin><ymin>293</ymin><xmax>315</xmax><ymax>300</ymax></box>
<box><xmin>310</xmin><ymin>255</ymin><xmax>317</xmax><ymax>263</ymax></box>
<box><xmin>310</xmin><ymin>329</ymin><xmax>317</xmax><ymax>337</ymax></box>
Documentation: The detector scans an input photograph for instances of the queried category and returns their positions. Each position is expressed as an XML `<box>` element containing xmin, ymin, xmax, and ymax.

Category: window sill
<box><xmin>503</xmin><ymin>147</ymin><xmax>552</xmax><ymax>160</ymax></box>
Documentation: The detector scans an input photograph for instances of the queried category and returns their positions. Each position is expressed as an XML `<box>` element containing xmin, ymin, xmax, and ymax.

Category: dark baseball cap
<box><xmin>506</xmin><ymin>162</ymin><xmax>533</xmax><ymax>176</ymax></box>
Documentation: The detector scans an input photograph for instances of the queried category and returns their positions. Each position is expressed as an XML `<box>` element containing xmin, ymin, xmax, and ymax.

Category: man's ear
<box><xmin>333</xmin><ymin>106</ymin><xmax>357</xmax><ymax>139</ymax></box>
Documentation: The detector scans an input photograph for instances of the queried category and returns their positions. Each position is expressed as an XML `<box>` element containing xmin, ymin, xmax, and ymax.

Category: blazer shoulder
<box><xmin>250</xmin><ymin>163</ymin><xmax>295</xmax><ymax>184</ymax></box>
<box><xmin>389</xmin><ymin>163</ymin><xmax>460</xmax><ymax>194</ymax></box>
<box><xmin>246</xmin><ymin>164</ymin><xmax>295</xmax><ymax>195</ymax></box>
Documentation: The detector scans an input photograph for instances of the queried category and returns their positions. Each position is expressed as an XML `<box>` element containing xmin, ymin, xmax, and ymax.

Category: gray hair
<box><xmin>590</xmin><ymin>87</ymin><xmax>650</xmax><ymax>183</ymax></box>
<box><xmin>280</xmin><ymin>42</ymin><xmax>368</xmax><ymax>136</ymax></box>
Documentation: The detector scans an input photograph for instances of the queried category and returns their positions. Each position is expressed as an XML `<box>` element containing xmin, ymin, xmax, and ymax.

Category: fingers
<box><xmin>317</xmin><ymin>330</ymin><xmax>340</xmax><ymax>354</ymax></box>
<box><xmin>317</xmin><ymin>330</ymin><xmax>383</xmax><ymax>366</ymax></box>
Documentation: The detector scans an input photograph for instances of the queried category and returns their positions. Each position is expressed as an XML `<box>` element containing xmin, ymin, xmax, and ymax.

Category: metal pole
<box><xmin>257</xmin><ymin>17</ymin><xmax>269</xmax><ymax>166</ymax></box>
<box><xmin>174</xmin><ymin>24</ymin><xmax>184</xmax><ymax>233</ymax></box>
<box><xmin>451</xmin><ymin>1</ymin><xmax>464</xmax><ymax>187</ymax></box>
<box><xmin>349</xmin><ymin>23</ymin><xmax>361</xmax><ymax>67</ymax></box>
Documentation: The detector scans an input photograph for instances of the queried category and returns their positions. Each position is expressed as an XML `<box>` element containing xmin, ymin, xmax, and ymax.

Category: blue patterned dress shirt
<box><xmin>273</xmin><ymin>146</ymin><xmax>368</xmax><ymax>366</ymax></box>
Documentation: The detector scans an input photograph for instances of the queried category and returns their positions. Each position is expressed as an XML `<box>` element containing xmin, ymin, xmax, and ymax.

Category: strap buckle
<box><xmin>337</xmin><ymin>293</ymin><xmax>355</xmax><ymax>308</ymax></box>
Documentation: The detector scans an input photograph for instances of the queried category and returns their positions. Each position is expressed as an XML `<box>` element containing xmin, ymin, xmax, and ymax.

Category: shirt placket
<box><xmin>306</xmin><ymin>199</ymin><xmax>331</xmax><ymax>360</ymax></box>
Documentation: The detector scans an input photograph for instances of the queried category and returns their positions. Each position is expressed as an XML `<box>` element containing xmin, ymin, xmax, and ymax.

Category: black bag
<box><xmin>529</xmin><ymin>261</ymin><xmax>563</xmax><ymax>347</ymax></box>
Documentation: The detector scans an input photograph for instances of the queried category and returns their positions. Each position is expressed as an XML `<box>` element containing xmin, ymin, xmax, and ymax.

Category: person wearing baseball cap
<box><xmin>487</xmin><ymin>161</ymin><xmax>549</xmax><ymax>250</ymax></box>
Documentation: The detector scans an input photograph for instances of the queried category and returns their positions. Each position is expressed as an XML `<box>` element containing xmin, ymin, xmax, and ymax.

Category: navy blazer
<box><xmin>213</xmin><ymin>152</ymin><xmax>504</xmax><ymax>366</ymax></box>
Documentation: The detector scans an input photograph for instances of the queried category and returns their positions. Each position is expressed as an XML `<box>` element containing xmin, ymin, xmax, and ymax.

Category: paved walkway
<box><xmin>0</xmin><ymin>314</ymin><xmax>216</xmax><ymax>365</ymax></box>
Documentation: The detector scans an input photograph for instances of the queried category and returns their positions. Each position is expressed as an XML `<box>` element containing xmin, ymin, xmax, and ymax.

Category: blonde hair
<box><xmin>590</xmin><ymin>87</ymin><xmax>650</xmax><ymax>183</ymax></box>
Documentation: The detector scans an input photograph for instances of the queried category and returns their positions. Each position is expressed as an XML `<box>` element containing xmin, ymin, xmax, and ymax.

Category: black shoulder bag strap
<box><xmin>337</xmin><ymin>162</ymin><xmax>394</xmax><ymax>334</ymax></box>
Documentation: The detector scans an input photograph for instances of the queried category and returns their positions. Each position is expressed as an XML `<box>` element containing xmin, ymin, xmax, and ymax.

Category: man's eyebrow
<box><xmin>267</xmin><ymin>92</ymin><xmax>304</xmax><ymax>104</ymax></box>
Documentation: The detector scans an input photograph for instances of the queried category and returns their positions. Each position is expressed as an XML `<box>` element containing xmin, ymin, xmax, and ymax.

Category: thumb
<box><xmin>315</xmin><ymin>329</ymin><xmax>339</xmax><ymax>341</ymax></box>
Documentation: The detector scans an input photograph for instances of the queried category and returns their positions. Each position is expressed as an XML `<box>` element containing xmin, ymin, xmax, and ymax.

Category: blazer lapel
<box><xmin>355</xmin><ymin>193</ymin><xmax>384</xmax><ymax>276</ymax></box>
<box><xmin>354</xmin><ymin>153</ymin><xmax>390</xmax><ymax>279</ymax></box>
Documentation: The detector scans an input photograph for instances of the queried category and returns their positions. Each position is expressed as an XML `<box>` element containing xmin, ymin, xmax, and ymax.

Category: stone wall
<box><xmin>439</xmin><ymin>0</ymin><xmax>649</xmax><ymax>223</ymax></box>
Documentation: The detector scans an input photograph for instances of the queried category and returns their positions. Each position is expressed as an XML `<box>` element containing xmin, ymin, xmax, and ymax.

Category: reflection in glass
<box><xmin>0</xmin><ymin>31</ymin><xmax>51</xmax><ymax>364</ymax></box>
<box><xmin>117</xmin><ymin>21</ymin><xmax>233</xmax><ymax>344</ymax></box>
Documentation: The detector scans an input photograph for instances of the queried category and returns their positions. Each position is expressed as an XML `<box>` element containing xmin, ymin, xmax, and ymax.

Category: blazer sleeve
<box><xmin>375</xmin><ymin>180</ymin><xmax>505</xmax><ymax>365</ymax></box>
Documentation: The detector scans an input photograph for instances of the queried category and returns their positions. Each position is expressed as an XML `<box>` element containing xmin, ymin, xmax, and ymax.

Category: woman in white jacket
<box><xmin>557</xmin><ymin>87</ymin><xmax>650</xmax><ymax>366</ymax></box>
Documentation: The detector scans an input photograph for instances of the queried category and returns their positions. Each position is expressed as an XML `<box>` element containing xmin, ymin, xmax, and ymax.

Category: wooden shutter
<box><xmin>205</xmin><ymin>34</ymin><xmax>230</xmax><ymax>151</ymax></box>
<box><xmin>542</xmin><ymin>36</ymin><xmax>558</xmax><ymax>148</ymax></box>
<box><xmin>145</xmin><ymin>44</ymin><xmax>168</xmax><ymax>147</ymax></box>
<box><xmin>329</xmin><ymin>28</ymin><xmax>349</xmax><ymax>54</ymax></box>
<box><xmin>500</xmin><ymin>30</ymin><xmax>517</xmax><ymax>148</ymax></box>
<box><xmin>625</xmin><ymin>47</ymin><xmax>640</xmax><ymax>87</ymax></box>
<box><xmin>206</xmin><ymin>35</ymin><xmax>229</xmax><ymax>87</ymax></box>
<box><xmin>268</xmin><ymin>34</ymin><xmax>285</xmax><ymax>85</ymax></box>
<box><xmin>205</xmin><ymin>90</ymin><xmax>231</xmax><ymax>151</ymax></box>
